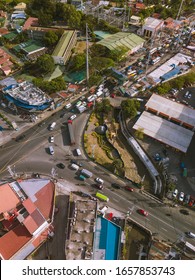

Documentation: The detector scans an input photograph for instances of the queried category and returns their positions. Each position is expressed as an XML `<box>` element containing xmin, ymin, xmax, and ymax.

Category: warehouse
<box><xmin>145</xmin><ymin>94</ymin><xmax>195</xmax><ymax>130</ymax></box>
<box><xmin>133</xmin><ymin>111</ymin><xmax>194</xmax><ymax>153</ymax></box>
<box><xmin>97</xmin><ymin>32</ymin><xmax>145</xmax><ymax>54</ymax></box>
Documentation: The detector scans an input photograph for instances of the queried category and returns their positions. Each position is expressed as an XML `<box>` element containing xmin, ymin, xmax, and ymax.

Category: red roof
<box><xmin>0</xmin><ymin>28</ymin><xmax>9</xmax><ymax>35</ymax></box>
<box><xmin>22</xmin><ymin>17</ymin><xmax>39</xmax><ymax>31</ymax></box>
<box><xmin>0</xmin><ymin>224</ymin><xmax>32</xmax><ymax>260</ymax></box>
<box><xmin>0</xmin><ymin>184</ymin><xmax>20</xmax><ymax>213</ymax></box>
<box><xmin>135</xmin><ymin>3</ymin><xmax>145</xmax><ymax>9</ymax></box>
<box><xmin>34</xmin><ymin>181</ymin><xmax>55</xmax><ymax>220</ymax></box>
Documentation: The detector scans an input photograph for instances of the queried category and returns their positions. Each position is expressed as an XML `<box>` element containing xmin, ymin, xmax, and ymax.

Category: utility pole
<box><xmin>86</xmin><ymin>23</ymin><xmax>89</xmax><ymax>91</ymax></box>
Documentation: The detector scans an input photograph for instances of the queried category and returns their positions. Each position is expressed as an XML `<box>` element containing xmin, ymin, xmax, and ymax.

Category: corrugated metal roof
<box><xmin>133</xmin><ymin>111</ymin><xmax>194</xmax><ymax>153</ymax></box>
<box><xmin>52</xmin><ymin>30</ymin><xmax>74</xmax><ymax>57</ymax></box>
<box><xmin>97</xmin><ymin>32</ymin><xmax>145</xmax><ymax>51</ymax></box>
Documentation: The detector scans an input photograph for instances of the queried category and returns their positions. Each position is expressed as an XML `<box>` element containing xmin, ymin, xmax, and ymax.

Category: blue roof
<box><xmin>160</xmin><ymin>66</ymin><xmax>181</xmax><ymax>81</ymax></box>
<box><xmin>93</xmin><ymin>216</ymin><xmax>121</xmax><ymax>260</ymax></box>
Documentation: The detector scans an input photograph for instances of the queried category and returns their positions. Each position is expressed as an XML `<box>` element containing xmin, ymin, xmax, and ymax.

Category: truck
<box><xmin>80</xmin><ymin>168</ymin><xmax>93</xmax><ymax>178</ymax></box>
<box><xmin>67</xmin><ymin>120</ymin><xmax>75</xmax><ymax>145</ymax></box>
<box><xmin>49</xmin><ymin>122</ymin><xmax>56</xmax><ymax>131</ymax></box>
<box><xmin>96</xmin><ymin>192</ymin><xmax>109</xmax><ymax>202</ymax></box>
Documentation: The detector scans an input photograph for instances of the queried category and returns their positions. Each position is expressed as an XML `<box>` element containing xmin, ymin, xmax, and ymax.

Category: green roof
<box><xmin>97</xmin><ymin>32</ymin><xmax>145</xmax><ymax>51</ymax></box>
<box><xmin>52</xmin><ymin>30</ymin><xmax>74</xmax><ymax>57</ymax></box>
<box><xmin>94</xmin><ymin>31</ymin><xmax>112</xmax><ymax>40</ymax></box>
<box><xmin>12</xmin><ymin>40</ymin><xmax>45</xmax><ymax>54</ymax></box>
<box><xmin>3</xmin><ymin>31</ymin><xmax>18</xmax><ymax>41</ymax></box>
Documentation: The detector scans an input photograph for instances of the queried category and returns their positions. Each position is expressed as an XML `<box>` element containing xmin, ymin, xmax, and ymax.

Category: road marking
<box><xmin>113</xmin><ymin>198</ymin><xmax>118</xmax><ymax>202</ymax></box>
<box><xmin>161</xmin><ymin>228</ymin><xmax>168</xmax><ymax>232</ymax></box>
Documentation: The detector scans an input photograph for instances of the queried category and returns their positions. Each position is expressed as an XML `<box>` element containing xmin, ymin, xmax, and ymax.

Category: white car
<box><xmin>179</xmin><ymin>192</ymin><xmax>184</xmax><ymax>202</ymax></box>
<box><xmin>69</xmin><ymin>114</ymin><xmax>77</xmax><ymax>121</ymax></box>
<box><xmin>65</xmin><ymin>103</ymin><xmax>71</xmax><ymax>109</ymax></box>
<box><xmin>49</xmin><ymin>136</ymin><xmax>54</xmax><ymax>143</ymax></box>
<box><xmin>172</xmin><ymin>189</ymin><xmax>178</xmax><ymax>198</ymax></box>
<box><xmin>95</xmin><ymin>177</ymin><xmax>104</xmax><ymax>185</ymax></box>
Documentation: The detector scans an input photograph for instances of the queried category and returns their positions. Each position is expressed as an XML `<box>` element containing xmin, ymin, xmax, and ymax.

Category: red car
<box><xmin>111</xmin><ymin>93</ymin><xmax>115</xmax><ymax>98</ymax></box>
<box><xmin>138</xmin><ymin>209</ymin><xmax>148</xmax><ymax>217</ymax></box>
<box><xmin>106</xmin><ymin>212</ymin><xmax>113</xmax><ymax>221</ymax></box>
<box><xmin>125</xmin><ymin>186</ymin><xmax>134</xmax><ymax>192</ymax></box>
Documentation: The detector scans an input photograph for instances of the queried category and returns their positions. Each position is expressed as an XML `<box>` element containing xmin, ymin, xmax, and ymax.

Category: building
<box><xmin>128</xmin><ymin>15</ymin><xmax>141</xmax><ymax>26</ymax></box>
<box><xmin>133</xmin><ymin>111</ymin><xmax>194</xmax><ymax>153</ymax></box>
<box><xmin>12</xmin><ymin>40</ymin><xmax>47</xmax><ymax>61</ymax></box>
<box><xmin>52</xmin><ymin>30</ymin><xmax>77</xmax><ymax>65</ymax></box>
<box><xmin>0</xmin><ymin>48</ymin><xmax>13</xmax><ymax>76</ymax></box>
<box><xmin>163</xmin><ymin>17</ymin><xmax>181</xmax><ymax>31</ymax></box>
<box><xmin>133</xmin><ymin>93</ymin><xmax>195</xmax><ymax>153</ymax></box>
<box><xmin>13</xmin><ymin>2</ymin><xmax>27</xmax><ymax>11</ymax></box>
<box><xmin>22</xmin><ymin>17</ymin><xmax>39</xmax><ymax>31</ymax></box>
<box><xmin>142</xmin><ymin>17</ymin><xmax>164</xmax><ymax>38</ymax></box>
<box><xmin>97</xmin><ymin>32</ymin><xmax>145</xmax><ymax>55</ymax></box>
<box><xmin>27</xmin><ymin>26</ymin><xmax>60</xmax><ymax>40</ymax></box>
<box><xmin>0</xmin><ymin>179</ymin><xmax>55</xmax><ymax>260</ymax></box>
<box><xmin>145</xmin><ymin>94</ymin><xmax>195</xmax><ymax>130</ymax></box>
<box><xmin>2</xmin><ymin>80</ymin><xmax>53</xmax><ymax>111</ymax></box>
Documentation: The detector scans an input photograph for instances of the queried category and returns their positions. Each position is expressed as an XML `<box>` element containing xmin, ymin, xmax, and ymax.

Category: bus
<box><xmin>150</xmin><ymin>57</ymin><xmax>161</xmax><ymax>65</ymax></box>
<box><xmin>149</xmin><ymin>47</ymin><xmax>157</xmax><ymax>55</ymax></box>
<box><xmin>96</xmin><ymin>192</ymin><xmax>109</xmax><ymax>202</ymax></box>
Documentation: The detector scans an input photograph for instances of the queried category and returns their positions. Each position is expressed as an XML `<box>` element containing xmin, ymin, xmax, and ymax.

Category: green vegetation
<box><xmin>154</xmin><ymin>71</ymin><xmax>195</xmax><ymax>95</ymax></box>
<box><xmin>35</xmin><ymin>54</ymin><xmax>55</xmax><ymax>75</ymax></box>
<box><xmin>121</xmin><ymin>99</ymin><xmax>140</xmax><ymax>119</ymax></box>
<box><xmin>32</xmin><ymin>76</ymin><xmax>66</xmax><ymax>94</ymax></box>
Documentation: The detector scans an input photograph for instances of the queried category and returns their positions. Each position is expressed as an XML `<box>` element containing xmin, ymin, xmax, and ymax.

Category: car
<box><xmin>57</xmin><ymin>163</ymin><xmax>65</xmax><ymax>169</ymax></box>
<box><xmin>111</xmin><ymin>94</ymin><xmax>115</xmax><ymax>98</ymax></box>
<box><xmin>188</xmin><ymin>197</ymin><xmax>195</xmax><ymax>207</ymax></box>
<box><xmin>69</xmin><ymin>114</ymin><xmax>77</xmax><ymax>121</ymax></box>
<box><xmin>178</xmin><ymin>192</ymin><xmax>184</xmax><ymax>202</ymax></box>
<box><xmin>172</xmin><ymin>189</ymin><xmax>178</xmax><ymax>198</ymax></box>
<box><xmin>65</xmin><ymin>103</ymin><xmax>71</xmax><ymax>109</ymax></box>
<box><xmin>184</xmin><ymin>91</ymin><xmax>189</xmax><ymax>98</ymax></box>
<box><xmin>49</xmin><ymin>135</ymin><xmax>54</xmax><ymax>143</ymax></box>
<box><xmin>70</xmin><ymin>159</ymin><xmax>83</xmax><ymax>167</ymax></box>
<box><xmin>95</xmin><ymin>177</ymin><xmax>104</xmax><ymax>185</ymax></box>
<box><xmin>112</xmin><ymin>183</ymin><xmax>121</xmax><ymax>189</ymax></box>
<box><xmin>15</xmin><ymin>134</ymin><xmax>26</xmax><ymax>142</ymax></box>
<box><xmin>184</xmin><ymin>194</ymin><xmax>190</xmax><ymax>204</ymax></box>
<box><xmin>125</xmin><ymin>186</ymin><xmax>134</xmax><ymax>192</ymax></box>
<box><xmin>188</xmin><ymin>93</ymin><xmax>192</xmax><ymax>99</ymax></box>
<box><xmin>138</xmin><ymin>209</ymin><xmax>148</xmax><ymax>217</ymax></box>
<box><xmin>95</xmin><ymin>184</ymin><xmax>104</xmax><ymax>190</ymax></box>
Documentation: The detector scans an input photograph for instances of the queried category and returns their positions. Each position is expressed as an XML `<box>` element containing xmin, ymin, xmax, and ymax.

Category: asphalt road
<box><xmin>0</xmin><ymin>107</ymin><xmax>195</xmax><ymax>247</ymax></box>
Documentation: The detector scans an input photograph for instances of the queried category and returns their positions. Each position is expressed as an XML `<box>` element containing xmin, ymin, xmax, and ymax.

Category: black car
<box><xmin>112</xmin><ymin>183</ymin><xmax>121</xmax><ymax>189</ymax></box>
<box><xmin>15</xmin><ymin>134</ymin><xmax>26</xmax><ymax>142</ymax></box>
<box><xmin>57</xmin><ymin>163</ymin><xmax>65</xmax><ymax>169</ymax></box>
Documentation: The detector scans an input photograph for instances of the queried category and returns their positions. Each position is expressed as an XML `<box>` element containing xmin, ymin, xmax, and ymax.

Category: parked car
<box><xmin>57</xmin><ymin>163</ymin><xmax>65</xmax><ymax>169</ymax></box>
<box><xmin>70</xmin><ymin>159</ymin><xmax>83</xmax><ymax>167</ymax></box>
<box><xmin>95</xmin><ymin>177</ymin><xmax>104</xmax><ymax>185</ymax></box>
<box><xmin>138</xmin><ymin>209</ymin><xmax>148</xmax><ymax>217</ymax></box>
<box><xmin>49</xmin><ymin>135</ymin><xmax>54</xmax><ymax>143</ymax></box>
<box><xmin>172</xmin><ymin>189</ymin><xmax>178</xmax><ymax>198</ymax></box>
<box><xmin>125</xmin><ymin>186</ymin><xmax>134</xmax><ymax>192</ymax></box>
<box><xmin>184</xmin><ymin>194</ymin><xmax>190</xmax><ymax>204</ymax></box>
<box><xmin>179</xmin><ymin>192</ymin><xmax>184</xmax><ymax>202</ymax></box>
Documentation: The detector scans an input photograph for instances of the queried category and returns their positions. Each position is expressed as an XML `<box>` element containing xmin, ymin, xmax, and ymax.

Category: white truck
<box><xmin>80</xmin><ymin>169</ymin><xmax>93</xmax><ymax>178</ymax></box>
<box><xmin>49</xmin><ymin>122</ymin><xmax>56</xmax><ymax>131</ymax></box>
<box><xmin>77</xmin><ymin>105</ymin><xmax>87</xmax><ymax>113</ymax></box>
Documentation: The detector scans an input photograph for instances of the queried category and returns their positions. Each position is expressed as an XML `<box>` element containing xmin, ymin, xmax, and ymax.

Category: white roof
<box><xmin>144</xmin><ymin>17</ymin><xmax>163</xmax><ymax>28</ymax></box>
<box><xmin>133</xmin><ymin>111</ymin><xmax>194</xmax><ymax>153</ymax></box>
<box><xmin>146</xmin><ymin>94</ymin><xmax>195</xmax><ymax>128</ymax></box>
<box><xmin>148</xmin><ymin>53</ymin><xmax>192</xmax><ymax>83</ymax></box>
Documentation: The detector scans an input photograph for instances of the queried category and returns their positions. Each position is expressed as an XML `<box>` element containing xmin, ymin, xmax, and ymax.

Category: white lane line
<box><xmin>113</xmin><ymin>198</ymin><xmax>118</xmax><ymax>202</ymax></box>
<box><xmin>161</xmin><ymin>228</ymin><xmax>168</xmax><ymax>232</ymax></box>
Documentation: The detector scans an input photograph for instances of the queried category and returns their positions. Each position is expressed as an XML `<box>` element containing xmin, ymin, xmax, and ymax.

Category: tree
<box><xmin>121</xmin><ymin>99</ymin><xmax>140</xmax><ymax>119</ymax></box>
<box><xmin>90</xmin><ymin>57</ymin><xmax>115</xmax><ymax>73</ymax></box>
<box><xmin>135</xmin><ymin>127</ymin><xmax>144</xmax><ymax>140</ymax></box>
<box><xmin>95</xmin><ymin>99</ymin><xmax>112</xmax><ymax>115</ymax></box>
<box><xmin>38</xmin><ymin>10</ymin><xmax>54</xmax><ymax>26</ymax></box>
<box><xmin>43</xmin><ymin>30</ymin><xmax>59</xmax><ymax>46</ymax></box>
<box><xmin>35</xmin><ymin>54</ymin><xmax>55</xmax><ymax>75</ymax></box>
<box><xmin>69</xmin><ymin>53</ymin><xmax>86</xmax><ymax>71</ymax></box>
